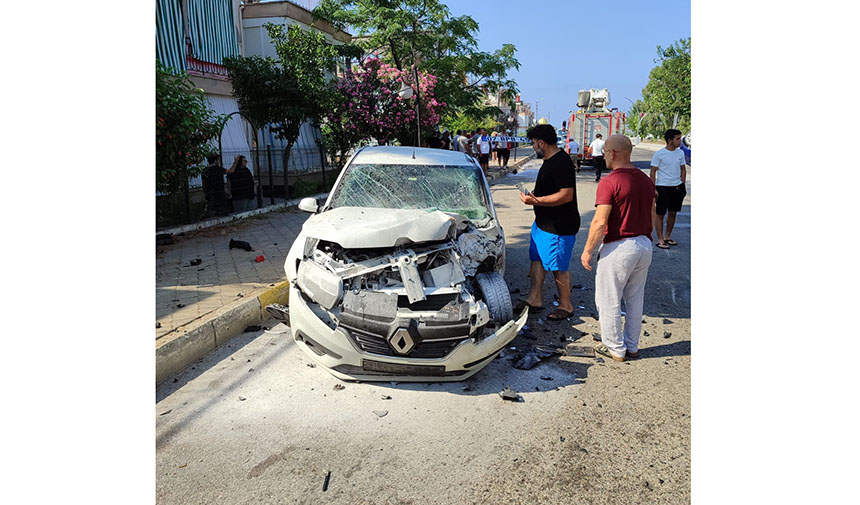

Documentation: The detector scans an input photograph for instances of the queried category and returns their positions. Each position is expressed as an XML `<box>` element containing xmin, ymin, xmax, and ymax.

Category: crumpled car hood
<box><xmin>303</xmin><ymin>207</ymin><xmax>456</xmax><ymax>248</ymax></box>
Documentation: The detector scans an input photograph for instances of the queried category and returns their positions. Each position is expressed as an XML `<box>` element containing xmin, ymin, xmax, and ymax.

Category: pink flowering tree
<box><xmin>325</xmin><ymin>58</ymin><xmax>444</xmax><ymax>153</ymax></box>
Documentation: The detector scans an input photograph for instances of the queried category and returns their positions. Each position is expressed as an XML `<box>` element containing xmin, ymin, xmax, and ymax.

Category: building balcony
<box><xmin>186</xmin><ymin>54</ymin><xmax>230</xmax><ymax>80</ymax></box>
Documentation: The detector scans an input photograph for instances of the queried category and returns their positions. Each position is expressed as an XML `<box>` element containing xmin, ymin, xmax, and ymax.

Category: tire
<box><xmin>476</xmin><ymin>272</ymin><xmax>514</xmax><ymax>323</ymax></box>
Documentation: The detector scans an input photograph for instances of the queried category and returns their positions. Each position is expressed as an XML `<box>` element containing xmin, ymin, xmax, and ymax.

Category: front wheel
<box><xmin>476</xmin><ymin>272</ymin><xmax>514</xmax><ymax>323</ymax></box>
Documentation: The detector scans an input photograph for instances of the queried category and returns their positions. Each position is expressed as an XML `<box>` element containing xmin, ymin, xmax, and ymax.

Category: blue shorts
<box><xmin>529</xmin><ymin>222</ymin><xmax>576</xmax><ymax>272</ymax></box>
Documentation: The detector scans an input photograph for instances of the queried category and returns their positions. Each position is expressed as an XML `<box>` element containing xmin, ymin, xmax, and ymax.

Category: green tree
<box><xmin>224</xmin><ymin>23</ymin><xmax>338</xmax><ymax>173</ymax></box>
<box><xmin>156</xmin><ymin>61</ymin><xmax>226</xmax><ymax>223</ymax></box>
<box><xmin>637</xmin><ymin>38</ymin><xmax>691</xmax><ymax>136</ymax></box>
<box><xmin>313</xmin><ymin>0</ymin><xmax>520</xmax><ymax>125</ymax></box>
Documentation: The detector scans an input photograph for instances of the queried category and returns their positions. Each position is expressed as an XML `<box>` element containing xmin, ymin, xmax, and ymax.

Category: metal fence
<box><xmin>157</xmin><ymin>143</ymin><xmax>340</xmax><ymax>230</ymax></box>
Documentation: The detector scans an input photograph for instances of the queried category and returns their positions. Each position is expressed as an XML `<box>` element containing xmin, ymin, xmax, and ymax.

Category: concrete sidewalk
<box><xmin>155</xmin><ymin>153</ymin><xmax>535</xmax><ymax>385</ymax></box>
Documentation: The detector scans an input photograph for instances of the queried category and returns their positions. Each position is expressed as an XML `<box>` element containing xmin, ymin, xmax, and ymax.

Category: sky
<box><xmin>447</xmin><ymin>0</ymin><xmax>690</xmax><ymax>128</ymax></box>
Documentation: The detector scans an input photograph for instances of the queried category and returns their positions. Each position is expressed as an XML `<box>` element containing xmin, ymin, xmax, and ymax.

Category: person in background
<box><xmin>426</xmin><ymin>131</ymin><xmax>442</xmax><ymax>148</ymax></box>
<box><xmin>650</xmin><ymin>128</ymin><xmax>687</xmax><ymax>249</ymax></box>
<box><xmin>581</xmin><ymin>134</ymin><xmax>656</xmax><ymax>362</ymax></box>
<box><xmin>226</xmin><ymin>154</ymin><xmax>256</xmax><ymax>213</ymax></box>
<box><xmin>457</xmin><ymin>130</ymin><xmax>470</xmax><ymax>154</ymax></box>
<box><xmin>202</xmin><ymin>153</ymin><xmax>229</xmax><ymax>217</ymax></box>
<box><xmin>496</xmin><ymin>130</ymin><xmax>511</xmax><ymax>168</ymax></box>
<box><xmin>473</xmin><ymin>128</ymin><xmax>491</xmax><ymax>174</ymax></box>
<box><xmin>568</xmin><ymin>137</ymin><xmax>580</xmax><ymax>172</ymax></box>
<box><xmin>441</xmin><ymin>130</ymin><xmax>451</xmax><ymax>150</ymax></box>
<box><xmin>589</xmin><ymin>133</ymin><xmax>606</xmax><ymax>182</ymax></box>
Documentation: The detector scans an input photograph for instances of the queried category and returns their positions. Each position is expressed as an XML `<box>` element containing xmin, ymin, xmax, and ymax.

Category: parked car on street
<box><xmin>269</xmin><ymin>146</ymin><xmax>527</xmax><ymax>382</ymax></box>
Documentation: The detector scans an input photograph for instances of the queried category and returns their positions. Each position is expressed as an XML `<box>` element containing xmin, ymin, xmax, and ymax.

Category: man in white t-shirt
<box><xmin>650</xmin><ymin>128</ymin><xmax>687</xmax><ymax>249</ymax></box>
<box><xmin>473</xmin><ymin>128</ymin><xmax>491</xmax><ymax>175</ymax></box>
<box><xmin>589</xmin><ymin>133</ymin><xmax>606</xmax><ymax>182</ymax></box>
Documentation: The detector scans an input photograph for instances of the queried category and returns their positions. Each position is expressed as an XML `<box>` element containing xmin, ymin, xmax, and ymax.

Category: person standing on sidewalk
<box><xmin>517</xmin><ymin>123</ymin><xmax>580</xmax><ymax>321</ymax></box>
<box><xmin>650</xmin><ymin>128</ymin><xmax>687</xmax><ymax>249</ymax></box>
<box><xmin>457</xmin><ymin>130</ymin><xmax>470</xmax><ymax>155</ymax></box>
<box><xmin>202</xmin><ymin>154</ymin><xmax>229</xmax><ymax>217</ymax></box>
<box><xmin>589</xmin><ymin>133</ymin><xmax>606</xmax><ymax>181</ymax></box>
<box><xmin>226</xmin><ymin>155</ymin><xmax>256</xmax><ymax>213</ymax></box>
<box><xmin>496</xmin><ymin>131</ymin><xmax>511</xmax><ymax>168</ymax></box>
<box><xmin>473</xmin><ymin>128</ymin><xmax>491</xmax><ymax>174</ymax></box>
<box><xmin>581</xmin><ymin>134</ymin><xmax>656</xmax><ymax>362</ymax></box>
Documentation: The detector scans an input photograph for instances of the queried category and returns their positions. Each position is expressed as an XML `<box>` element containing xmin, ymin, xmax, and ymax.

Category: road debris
<box><xmin>381</xmin><ymin>395</ymin><xmax>392</xmax><ymax>400</ymax></box>
<box><xmin>663</xmin><ymin>318</ymin><xmax>673</xmax><ymax>324</ymax></box>
<box><xmin>333</xmin><ymin>384</ymin><xmax>345</xmax><ymax>391</ymax></box>
<box><xmin>511</xmin><ymin>344</ymin><xmax>561</xmax><ymax>370</ymax></box>
<box><xmin>255</xmin><ymin>255</ymin><xmax>265</xmax><ymax>263</ymax></box>
<box><xmin>176</xmin><ymin>303</ymin><xmax>185</xmax><ymax>308</ymax></box>
<box><xmin>664</xmin><ymin>331</ymin><xmax>672</xmax><ymax>338</ymax></box>
<box><xmin>572</xmin><ymin>284</ymin><xmax>583</xmax><ymax>289</ymax></box>
<box><xmin>156</xmin><ymin>322</ymin><xmax>161</xmax><ymax>329</ymax></box>
<box><xmin>498</xmin><ymin>387</ymin><xmax>523</xmax><ymax>402</ymax></box>
<box><xmin>373</xmin><ymin>410</ymin><xmax>388</xmax><ymax>418</ymax></box>
<box><xmin>306</xmin><ymin>363</ymin><xmax>316</xmax><ymax>368</ymax></box>
<box><xmin>239</xmin><ymin>397</ymin><xmax>247</xmax><ymax>401</ymax></box>
<box><xmin>643</xmin><ymin>331</ymin><xmax>650</xmax><ymax>336</ymax></box>
<box><xmin>323</xmin><ymin>471</ymin><xmax>331</xmax><ymax>491</ymax></box>
<box><xmin>540</xmin><ymin>376</ymin><xmax>554</xmax><ymax>381</ymax></box>
<box><xmin>229</xmin><ymin>239</ymin><xmax>253</xmax><ymax>251</ymax></box>
<box><xmin>564</xmin><ymin>345</ymin><xmax>596</xmax><ymax>357</ymax></box>
<box><xmin>188</xmin><ymin>258</ymin><xmax>202</xmax><ymax>266</ymax></box>
<box><xmin>592</xmin><ymin>332</ymin><xmax>601</xmax><ymax>342</ymax></box>
<box><xmin>244</xmin><ymin>325</ymin><xmax>262</xmax><ymax>333</ymax></box>
<box><xmin>159</xmin><ymin>410</ymin><xmax>172</xmax><ymax>416</ymax></box>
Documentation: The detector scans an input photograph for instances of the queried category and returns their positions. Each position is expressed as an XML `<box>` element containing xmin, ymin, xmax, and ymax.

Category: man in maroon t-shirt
<box><xmin>581</xmin><ymin>135</ymin><xmax>656</xmax><ymax>362</ymax></box>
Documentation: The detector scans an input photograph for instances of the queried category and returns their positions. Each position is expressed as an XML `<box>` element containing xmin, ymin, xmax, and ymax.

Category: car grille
<box><xmin>347</xmin><ymin>328</ymin><xmax>464</xmax><ymax>359</ymax></box>
<box><xmin>333</xmin><ymin>361</ymin><xmax>468</xmax><ymax>377</ymax></box>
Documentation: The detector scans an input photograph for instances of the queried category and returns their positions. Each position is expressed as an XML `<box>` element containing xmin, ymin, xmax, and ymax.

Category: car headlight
<box><xmin>296</xmin><ymin>260</ymin><xmax>343</xmax><ymax>311</ymax></box>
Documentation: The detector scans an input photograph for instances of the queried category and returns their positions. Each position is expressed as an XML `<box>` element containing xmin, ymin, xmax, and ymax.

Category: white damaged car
<box><xmin>267</xmin><ymin>146</ymin><xmax>527</xmax><ymax>381</ymax></box>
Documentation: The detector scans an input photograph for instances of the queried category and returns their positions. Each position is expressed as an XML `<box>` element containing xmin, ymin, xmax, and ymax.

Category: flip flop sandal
<box><xmin>594</xmin><ymin>343</ymin><xmax>625</xmax><ymax>362</ymax></box>
<box><xmin>665</xmin><ymin>239</ymin><xmax>678</xmax><ymax>246</ymax></box>
<box><xmin>656</xmin><ymin>242</ymin><xmax>670</xmax><ymax>249</ymax></box>
<box><xmin>514</xmin><ymin>300</ymin><xmax>544</xmax><ymax>313</ymax></box>
<box><xmin>546</xmin><ymin>308</ymin><xmax>573</xmax><ymax>321</ymax></box>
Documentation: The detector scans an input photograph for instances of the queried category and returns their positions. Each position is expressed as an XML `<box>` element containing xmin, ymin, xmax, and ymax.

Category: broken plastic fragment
<box><xmin>499</xmin><ymin>387</ymin><xmax>523</xmax><ymax>402</ymax></box>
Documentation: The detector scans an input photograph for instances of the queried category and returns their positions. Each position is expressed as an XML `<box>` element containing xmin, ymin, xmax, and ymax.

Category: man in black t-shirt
<box><xmin>516</xmin><ymin>124</ymin><xmax>580</xmax><ymax>321</ymax></box>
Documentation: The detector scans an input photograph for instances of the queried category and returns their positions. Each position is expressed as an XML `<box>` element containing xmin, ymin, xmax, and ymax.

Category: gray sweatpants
<box><xmin>595</xmin><ymin>235</ymin><xmax>653</xmax><ymax>358</ymax></box>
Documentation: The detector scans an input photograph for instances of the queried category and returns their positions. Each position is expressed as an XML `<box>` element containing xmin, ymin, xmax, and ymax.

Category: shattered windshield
<box><xmin>330</xmin><ymin>164</ymin><xmax>490</xmax><ymax>221</ymax></box>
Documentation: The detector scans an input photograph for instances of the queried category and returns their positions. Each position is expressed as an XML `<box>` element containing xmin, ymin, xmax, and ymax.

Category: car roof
<box><xmin>350</xmin><ymin>146</ymin><xmax>477</xmax><ymax>166</ymax></box>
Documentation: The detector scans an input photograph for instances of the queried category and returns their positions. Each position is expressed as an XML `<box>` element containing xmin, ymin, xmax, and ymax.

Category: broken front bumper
<box><xmin>288</xmin><ymin>285</ymin><xmax>528</xmax><ymax>382</ymax></box>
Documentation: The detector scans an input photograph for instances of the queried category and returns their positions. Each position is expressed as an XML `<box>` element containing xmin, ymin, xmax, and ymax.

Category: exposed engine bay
<box><xmin>293</xmin><ymin>224</ymin><xmax>512</xmax><ymax>359</ymax></box>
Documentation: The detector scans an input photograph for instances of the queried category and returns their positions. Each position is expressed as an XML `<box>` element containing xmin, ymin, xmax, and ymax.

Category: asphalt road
<box><xmin>156</xmin><ymin>146</ymin><xmax>691</xmax><ymax>504</ymax></box>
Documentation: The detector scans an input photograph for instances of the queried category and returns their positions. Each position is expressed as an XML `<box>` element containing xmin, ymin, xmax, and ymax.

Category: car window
<box><xmin>330</xmin><ymin>163</ymin><xmax>490</xmax><ymax>221</ymax></box>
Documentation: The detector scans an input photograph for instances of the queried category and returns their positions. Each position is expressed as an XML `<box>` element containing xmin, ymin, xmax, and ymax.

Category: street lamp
<box><xmin>398</xmin><ymin>66</ymin><xmax>421</xmax><ymax>147</ymax></box>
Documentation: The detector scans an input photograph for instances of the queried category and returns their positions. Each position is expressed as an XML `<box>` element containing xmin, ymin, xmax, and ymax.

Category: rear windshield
<box><xmin>330</xmin><ymin>163</ymin><xmax>490</xmax><ymax>221</ymax></box>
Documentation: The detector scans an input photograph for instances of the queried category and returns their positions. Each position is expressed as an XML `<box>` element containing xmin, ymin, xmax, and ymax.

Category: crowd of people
<box><xmin>518</xmin><ymin>124</ymin><xmax>688</xmax><ymax>363</ymax></box>
<box><xmin>425</xmin><ymin>128</ymin><xmax>517</xmax><ymax>176</ymax></box>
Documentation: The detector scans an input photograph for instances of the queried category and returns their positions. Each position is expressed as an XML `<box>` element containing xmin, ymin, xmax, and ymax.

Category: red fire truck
<box><xmin>564</xmin><ymin>89</ymin><xmax>626</xmax><ymax>169</ymax></box>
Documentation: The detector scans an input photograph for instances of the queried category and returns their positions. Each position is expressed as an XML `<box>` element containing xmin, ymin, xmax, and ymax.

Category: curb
<box><xmin>486</xmin><ymin>153</ymin><xmax>536</xmax><ymax>183</ymax></box>
<box><xmin>155</xmin><ymin>280</ymin><xmax>290</xmax><ymax>385</ymax></box>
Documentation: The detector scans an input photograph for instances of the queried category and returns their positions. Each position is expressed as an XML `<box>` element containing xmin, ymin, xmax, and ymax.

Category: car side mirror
<box><xmin>298</xmin><ymin>197</ymin><xmax>319</xmax><ymax>213</ymax></box>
